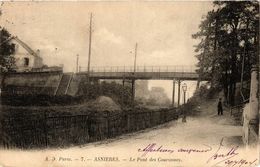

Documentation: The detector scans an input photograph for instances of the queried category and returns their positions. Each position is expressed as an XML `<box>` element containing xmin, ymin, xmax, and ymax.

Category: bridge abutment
<box><xmin>172</xmin><ymin>80</ymin><xmax>175</xmax><ymax>107</ymax></box>
<box><xmin>177</xmin><ymin>80</ymin><xmax>181</xmax><ymax>107</ymax></box>
<box><xmin>131</xmin><ymin>79</ymin><xmax>135</xmax><ymax>106</ymax></box>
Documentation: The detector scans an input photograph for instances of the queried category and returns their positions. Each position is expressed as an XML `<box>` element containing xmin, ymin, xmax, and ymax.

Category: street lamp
<box><xmin>182</xmin><ymin>83</ymin><xmax>187</xmax><ymax>123</ymax></box>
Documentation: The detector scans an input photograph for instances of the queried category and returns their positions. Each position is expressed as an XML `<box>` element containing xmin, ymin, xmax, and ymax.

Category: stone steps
<box><xmin>56</xmin><ymin>74</ymin><xmax>73</xmax><ymax>95</ymax></box>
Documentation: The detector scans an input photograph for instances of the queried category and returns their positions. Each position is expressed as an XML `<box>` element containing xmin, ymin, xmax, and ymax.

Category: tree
<box><xmin>0</xmin><ymin>5</ymin><xmax>16</xmax><ymax>72</ymax></box>
<box><xmin>193</xmin><ymin>1</ymin><xmax>259</xmax><ymax>106</ymax></box>
<box><xmin>0</xmin><ymin>27</ymin><xmax>16</xmax><ymax>72</ymax></box>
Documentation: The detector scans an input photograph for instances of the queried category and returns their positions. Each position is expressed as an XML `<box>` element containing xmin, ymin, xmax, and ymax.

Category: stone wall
<box><xmin>66</xmin><ymin>74</ymin><xmax>87</xmax><ymax>96</ymax></box>
<box><xmin>242</xmin><ymin>66</ymin><xmax>259</xmax><ymax>146</ymax></box>
<box><xmin>2</xmin><ymin>72</ymin><xmax>62</xmax><ymax>95</ymax></box>
<box><xmin>0</xmin><ymin>72</ymin><xmax>85</xmax><ymax>97</ymax></box>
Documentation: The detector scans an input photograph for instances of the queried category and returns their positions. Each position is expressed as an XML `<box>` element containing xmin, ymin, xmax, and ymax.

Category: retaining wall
<box><xmin>0</xmin><ymin>72</ymin><xmax>85</xmax><ymax>96</ymax></box>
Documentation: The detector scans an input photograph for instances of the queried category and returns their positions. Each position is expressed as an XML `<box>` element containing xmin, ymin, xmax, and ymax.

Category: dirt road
<box><xmin>0</xmin><ymin>98</ymin><xmax>259</xmax><ymax>167</ymax></box>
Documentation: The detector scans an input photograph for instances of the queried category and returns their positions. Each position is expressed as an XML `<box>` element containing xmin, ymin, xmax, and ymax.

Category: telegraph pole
<box><xmin>76</xmin><ymin>54</ymin><xmax>79</xmax><ymax>73</ymax></box>
<box><xmin>134</xmin><ymin>43</ymin><xmax>138</xmax><ymax>73</ymax></box>
<box><xmin>132</xmin><ymin>43</ymin><xmax>138</xmax><ymax>106</ymax></box>
<box><xmin>87</xmin><ymin>13</ymin><xmax>93</xmax><ymax>82</ymax></box>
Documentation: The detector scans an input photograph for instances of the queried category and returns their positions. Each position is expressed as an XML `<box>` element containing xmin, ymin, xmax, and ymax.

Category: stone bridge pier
<box><xmin>242</xmin><ymin>65</ymin><xmax>259</xmax><ymax>146</ymax></box>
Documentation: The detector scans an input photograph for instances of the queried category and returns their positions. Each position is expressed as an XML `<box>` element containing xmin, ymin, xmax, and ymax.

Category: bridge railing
<box><xmin>79</xmin><ymin>66</ymin><xmax>198</xmax><ymax>73</ymax></box>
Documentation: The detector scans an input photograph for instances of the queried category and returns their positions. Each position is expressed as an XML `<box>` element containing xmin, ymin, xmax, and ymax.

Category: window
<box><xmin>24</xmin><ymin>58</ymin><xmax>29</xmax><ymax>67</ymax></box>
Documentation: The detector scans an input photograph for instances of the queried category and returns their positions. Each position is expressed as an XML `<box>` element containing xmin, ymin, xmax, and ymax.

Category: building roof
<box><xmin>1</xmin><ymin>36</ymin><xmax>41</xmax><ymax>58</ymax></box>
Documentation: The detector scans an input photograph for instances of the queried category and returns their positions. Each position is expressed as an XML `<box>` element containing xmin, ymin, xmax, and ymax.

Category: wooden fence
<box><xmin>1</xmin><ymin>108</ymin><xmax>179</xmax><ymax>149</ymax></box>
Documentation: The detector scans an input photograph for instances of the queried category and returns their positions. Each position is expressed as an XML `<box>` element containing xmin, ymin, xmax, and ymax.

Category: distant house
<box><xmin>1</xmin><ymin>36</ymin><xmax>63</xmax><ymax>72</ymax></box>
<box><xmin>9</xmin><ymin>36</ymin><xmax>44</xmax><ymax>72</ymax></box>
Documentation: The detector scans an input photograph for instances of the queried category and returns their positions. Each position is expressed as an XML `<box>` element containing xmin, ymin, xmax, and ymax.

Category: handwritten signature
<box><xmin>207</xmin><ymin>138</ymin><xmax>258</xmax><ymax>167</ymax></box>
<box><xmin>138</xmin><ymin>140</ymin><xmax>258</xmax><ymax>167</ymax></box>
<box><xmin>138</xmin><ymin>143</ymin><xmax>212</xmax><ymax>157</ymax></box>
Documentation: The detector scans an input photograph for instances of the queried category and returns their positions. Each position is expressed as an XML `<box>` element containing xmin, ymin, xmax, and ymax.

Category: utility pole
<box><xmin>134</xmin><ymin>43</ymin><xmax>138</xmax><ymax>73</ymax></box>
<box><xmin>87</xmin><ymin>13</ymin><xmax>93</xmax><ymax>82</ymax></box>
<box><xmin>76</xmin><ymin>54</ymin><xmax>79</xmax><ymax>73</ymax></box>
<box><xmin>132</xmin><ymin>43</ymin><xmax>138</xmax><ymax>106</ymax></box>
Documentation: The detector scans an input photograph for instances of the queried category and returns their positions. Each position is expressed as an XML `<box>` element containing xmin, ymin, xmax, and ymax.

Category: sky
<box><xmin>0</xmin><ymin>1</ymin><xmax>212</xmax><ymax>72</ymax></box>
<box><xmin>0</xmin><ymin>1</ymin><xmax>212</xmax><ymax>101</ymax></box>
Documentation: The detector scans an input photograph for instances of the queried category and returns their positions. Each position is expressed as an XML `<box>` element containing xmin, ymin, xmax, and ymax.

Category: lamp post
<box><xmin>182</xmin><ymin>83</ymin><xmax>187</xmax><ymax>123</ymax></box>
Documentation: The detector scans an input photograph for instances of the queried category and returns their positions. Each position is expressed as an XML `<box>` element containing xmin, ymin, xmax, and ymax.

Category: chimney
<box><xmin>36</xmin><ymin>49</ymin><xmax>40</xmax><ymax>57</ymax></box>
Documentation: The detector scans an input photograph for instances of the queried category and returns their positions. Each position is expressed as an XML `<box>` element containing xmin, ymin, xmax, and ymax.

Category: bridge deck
<box><xmin>79</xmin><ymin>66</ymin><xmax>200</xmax><ymax>80</ymax></box>
<box><xmin>79</xmin><ymin>71</ymin><xmax>198</xmax><ymax>80</ymax></box>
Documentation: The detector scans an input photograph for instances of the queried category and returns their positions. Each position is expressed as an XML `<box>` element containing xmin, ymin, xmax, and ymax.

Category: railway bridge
<box><xmin>79</xmin><ymin>65</ymin><xmax>209</xmax><ymax>107</ymax></box>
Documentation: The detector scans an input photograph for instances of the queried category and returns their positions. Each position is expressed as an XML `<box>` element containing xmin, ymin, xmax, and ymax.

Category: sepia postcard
<box><xmin>0</xmin><ymin>1</ymin><xmax>259</xmax><ymax>167</ymax></box>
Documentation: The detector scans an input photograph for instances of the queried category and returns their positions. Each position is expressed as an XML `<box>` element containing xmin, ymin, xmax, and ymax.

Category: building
<box><xmin>4</xmin><ymin>36</ymin><xmax>44</xmax><ymax>72</ymax></box>
<box><xmin>2</xmin><ymin>36</ymin><xmax>63</xmax><ymax>72</ymax></box>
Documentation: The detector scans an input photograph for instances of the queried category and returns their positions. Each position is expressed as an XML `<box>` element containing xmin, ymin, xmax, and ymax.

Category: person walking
<box><xmin>217</xmin><ymin>98</ymin><xmax>223</xmax><ymax>115</ymax></box>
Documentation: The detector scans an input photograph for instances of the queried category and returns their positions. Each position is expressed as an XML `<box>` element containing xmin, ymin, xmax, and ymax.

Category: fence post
<box><xmin>127</xmin><ymin>112</ymin><xmax>131</xmax><ymax>132</ymax></box>
<box><xmin>44</xmin><ymin>111</ymin><xmax>48</xmax><ymax>147</ymax></box>
<box><xmin>106</xmin><ymin>111</ymin><xmax>110</xmax><ymax>138</ymax></box>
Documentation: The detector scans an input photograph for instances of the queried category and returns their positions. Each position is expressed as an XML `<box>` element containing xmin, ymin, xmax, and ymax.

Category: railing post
<box><xmin>44</xmin><ymin>111</ymin><xmax>48</xmax><ymax>148</ymax></box>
